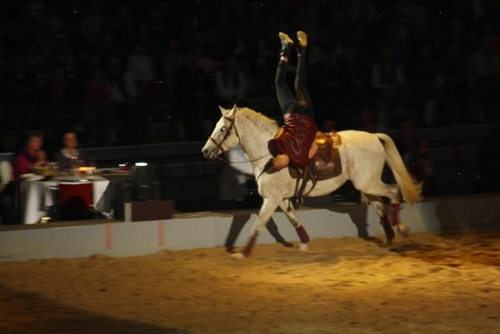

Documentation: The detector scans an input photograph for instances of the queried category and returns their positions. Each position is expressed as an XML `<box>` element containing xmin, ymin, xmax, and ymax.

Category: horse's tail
<box><xmin>376</xmin><ymin>133</ymin><xmax>422</xmax><ymax>205</ymax></box>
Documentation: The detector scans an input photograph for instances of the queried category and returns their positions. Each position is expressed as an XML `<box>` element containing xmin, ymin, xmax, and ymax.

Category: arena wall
<box><xmin>0</xmin><ymin>194</ymin><xmax>499</xmax><ymax>262</ymax></box>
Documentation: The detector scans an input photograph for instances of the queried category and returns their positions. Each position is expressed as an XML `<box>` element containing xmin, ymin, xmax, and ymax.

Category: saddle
<box><xmin>287</xmin><ymin>131</ymin><xmax>343</xmax><ymax>202</ymax></box>
<box><xmin>262</xmin><ymin>131</ymin><xmax>343</xmax><ymax>203</ymax></box>
<box><xmin>309</xmin><ymin>131</ymin><xmax>343</xmax><ymax>181</ymax></box>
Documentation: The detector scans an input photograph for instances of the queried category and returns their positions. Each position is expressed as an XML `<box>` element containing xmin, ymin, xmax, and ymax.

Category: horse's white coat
<box><xmin>202</xmin><ymin>106</ymin><xmax>422</xmax><ymax>255</ymax></box>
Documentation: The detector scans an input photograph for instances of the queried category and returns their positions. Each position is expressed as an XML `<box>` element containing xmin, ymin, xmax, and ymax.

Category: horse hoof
<box><xmin>298</xmin><ymin>243</ymin><xmax>308</xmax><ymax>252</ymax></box>
<box><xmin>230</xmin><ymin>252</ymin><xmax>246</xmax><ymax>259</ymax></box>
<box><xmin>396</xmin><ymin>223</ymin><xmax>410</xmax><ymax>237</ymax></box>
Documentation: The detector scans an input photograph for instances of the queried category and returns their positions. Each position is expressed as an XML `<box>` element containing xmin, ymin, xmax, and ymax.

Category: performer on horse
<box><xmin>268</xmin><ymin>31</ymin><xmax>319</xmax><ymax>172</ymax></box>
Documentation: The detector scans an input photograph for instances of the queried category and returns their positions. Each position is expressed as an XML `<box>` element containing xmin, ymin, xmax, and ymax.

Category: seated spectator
<box><xmin>12</xmin><ymin>131</ymin><xmax>47</xmax><ymax>182</ymax></box>
<box><xmin>55</xmin><ymin>131</ymin><xmax>88</xmax><ymax>173</ymax></box>
<box><xmin>4</xmin><ymin>132</ymin><xmax>48</xmax><ymax>224</ymax></box>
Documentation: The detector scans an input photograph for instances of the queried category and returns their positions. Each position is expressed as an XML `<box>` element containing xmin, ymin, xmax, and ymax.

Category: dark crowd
<box><xmin>0</xmin><ymin>0</ymin><xmax>499</xmax><ymax>153</ymax></box>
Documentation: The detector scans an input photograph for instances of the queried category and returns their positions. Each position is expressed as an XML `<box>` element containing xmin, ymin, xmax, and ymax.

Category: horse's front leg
<box><xmin>279</xmin><ymin>199</ymin><xmax>310</xmax><ymax>252</ymax></box>
<box><xmin>236</xmin><ymin>198</ymin><xmax>279</xmax><ymax>258</ymax></box>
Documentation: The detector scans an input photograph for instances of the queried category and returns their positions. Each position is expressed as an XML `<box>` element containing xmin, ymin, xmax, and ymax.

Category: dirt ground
<box><xmin>1</xmin><ymin>227</ymin><xmax>500</xmax><ymax>334</ymax></box>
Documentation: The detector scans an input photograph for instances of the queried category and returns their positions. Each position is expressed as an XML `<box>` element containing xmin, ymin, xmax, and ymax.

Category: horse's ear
<box><xmin>228</xmin><ymin>104</ymin><xmax>238</xmax><ymax>117</ymax></box>
<box><xmin>219</xmin><ymin>105</ymin><xmax>237</xmax><ymax>117</ymax></box>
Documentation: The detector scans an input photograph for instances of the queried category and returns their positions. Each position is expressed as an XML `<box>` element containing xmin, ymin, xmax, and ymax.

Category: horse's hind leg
<box><xmin>278</xmin><ymin>199</ymin><xmax>310</xmax><ymax>251</ymax></box>
<box><xmin>377</xmin><ymin>185</ymin><xmax>410</xmax><ymax>237</ymax></box>
<box><xmin>361</xmin><ymin>181</ymin><xmax>410</xmax><ymax>244</ymax></box>
<box><xmin>363</xmin><ymin>193</ymin><xmax>395</xmax><ymax>244</ymax></box>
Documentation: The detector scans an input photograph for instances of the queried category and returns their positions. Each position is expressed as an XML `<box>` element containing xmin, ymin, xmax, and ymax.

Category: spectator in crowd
<box><xmin>55</xmin><ymin>131</ymin><xmax>87</xmax><ymax>173</ymax></box>
<box><xmin>395</xmin><ymin>118</ymin><xmax>422</xmax><ymax>159</ymax></box>
<box><xmin>105</xmin><ymin>55</ymin><xmax>132</xmax><ymax>144</ymax></box>
<box><xmin>123</xmin><ymin>45</ymin><xmax>156</xmax><ymax>99</ymax></box>
<box><xmin>172</xmin><ymin>50</ymin><xmax>209</xmax><ymax>140</ymax></box>
<box><xmin>356</xmin><ymin>106</ymin><xmax>381</xmax><ymax>133</ymax></box>
<box><xmin>308</xmin><ymin>48</ymin><xmax>342</xmax><ymax>128</ymax></box>
<box><xmin>48</xmin><ymin>65</ymin><xmax>72</xmax><ymax>142</ymax></box>
<box><xmin>467</xmin><ymin>36</ymin><xmax>500</xmax><ymax>122</ymax></box>
<box><xmin>160</xmin><ymin>39</ymin><xmax>184</xmax><ymax>96</ymax></box>
<box><xmin>0</xmin><ymin>55</ymin><xmax>39</xmax><ymax>134</ymax></box>
<box><xmin>78</xmin><ymin>0</ymin><xmax>103</xmax><ymax>47</ymax></box>
<box><xmin>0</xmin><ymin>0</ymin><xmax>499</xmax><ymax>188</ymax></box>
<box><xmin>404</xmin><ymin>138</ymin><xmax>438</xmax><ymax>197</ymax></box>
<box><xmin>340</xmin><ymin>44</ymin><xmax>374</xmax><ymax>113</ymax></box>
<box><xmin>214</xmin><ymin>54</ymin><xmax>247</xmax><ymax>108</ymax></box>
<box><xmin>371</xmin><ymin>44</ymin><xmax>409</xmax><ymax>129</ymax></box>
<box><xmin>82</xmin><ymin>66</ymin><xmax>116</xmax><ymax>146</ymax></box>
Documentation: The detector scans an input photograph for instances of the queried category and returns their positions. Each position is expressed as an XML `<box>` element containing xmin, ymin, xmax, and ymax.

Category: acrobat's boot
<box><xmin>297</xmin><ymin>30</ymin><xmax>307</xmax><ymax>57</ymax></box>
<box><xmin>279</xmin><ymin>32</ymin><xmax>294</xmax><ymax>60</ymax></box>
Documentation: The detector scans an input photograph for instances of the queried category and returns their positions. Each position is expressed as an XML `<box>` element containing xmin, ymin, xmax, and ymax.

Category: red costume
<box><xmin>268</xmin><ymin>113</ymin><xmax>317</xmax><ymax>169</ymax></box>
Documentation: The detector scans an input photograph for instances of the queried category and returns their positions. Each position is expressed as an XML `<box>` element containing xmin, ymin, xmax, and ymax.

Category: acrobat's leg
<box><xmin>275</xmin><ymin>32</ymin><xmax>296</xmax><ymax>114</ymax></box>
<box><xmin>278</xmin><ymin>199</ymin><xmax>310</xmax><ymax>251</ymax></box>
<box><xmin>294</xmin><ymin>31</ymin><xmax>314</xmax><ymax>115</ymax></box>
<box><xmin>236</xmin><ymin>198</ymin><xmax>280</xmax><ymax>258</ymax></box>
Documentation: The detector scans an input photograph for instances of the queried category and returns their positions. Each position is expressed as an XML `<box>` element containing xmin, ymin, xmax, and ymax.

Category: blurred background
<box><xmin>0</xmin><ymin>0</ymin><xmax>499</xmax><ymax>213</ymax></box>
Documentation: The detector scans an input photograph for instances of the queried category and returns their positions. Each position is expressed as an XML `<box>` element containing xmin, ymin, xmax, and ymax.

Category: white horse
<box><xmin>202</xmin><ymin>105</ymin><xmax>421</xmax><ymax>258</ymax></box>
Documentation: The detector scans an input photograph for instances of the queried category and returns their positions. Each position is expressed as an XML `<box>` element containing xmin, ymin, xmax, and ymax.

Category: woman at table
<box><xmin>12</xmin><ymin>131</ymin><xmax>48</xmax><ymax>182</ymax></box>
<box><xmin>3</xmin><ymin>132</ymin><xmax>48</xmax><ymax>224</ymax></box>
<box><xmin>56</xmin><ymin>131</ymin><xmax>88</xmax><ymax>173</ymax></box>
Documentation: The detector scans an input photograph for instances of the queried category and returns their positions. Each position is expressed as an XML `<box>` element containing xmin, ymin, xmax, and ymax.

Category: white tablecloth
<box><xmin>22</xmin><ymin>175</ymin><xmax>110</xmax><ymax>224</ymax></box>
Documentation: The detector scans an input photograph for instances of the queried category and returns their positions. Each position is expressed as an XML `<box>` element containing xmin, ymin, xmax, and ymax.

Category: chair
<box><xmin>0</xmin><ymin>161</ymin><xmax>19</xmax><ymax>224</ymax></box>
<box><xmin>129</xmin><ymin>164</ymin><xmax>161</xmax><ymax>201</ymax></box>
<box><xmin>58</xmin><ymin>182</ymin><xmax>95</xmax><ymax>221</ymax></box>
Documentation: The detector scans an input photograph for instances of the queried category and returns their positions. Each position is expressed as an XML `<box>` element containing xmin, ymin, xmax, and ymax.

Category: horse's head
<box><xmin>202</xmin><ymin>105</ymin><xmax>240</xmax><ymax>160</ymax></box>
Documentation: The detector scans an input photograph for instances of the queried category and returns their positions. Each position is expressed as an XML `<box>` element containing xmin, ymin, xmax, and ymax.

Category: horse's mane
<box><xmin>237</xmin><ymin>107</ymin><xmax>279</xmax><ymax>133</ymax></box>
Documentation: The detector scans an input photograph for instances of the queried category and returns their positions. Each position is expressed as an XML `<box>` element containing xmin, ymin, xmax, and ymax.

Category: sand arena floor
<box><xmin>1</xmin><ymin>227</ymin><xmax>500</xmax><ymax>334</ymax></box>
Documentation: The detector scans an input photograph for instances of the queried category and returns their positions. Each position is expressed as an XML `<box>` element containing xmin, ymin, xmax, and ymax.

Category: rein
<box><xmin>217</xmin><ymin>152</ymin><xmax>271</xmax><ymax>165</ymax></box>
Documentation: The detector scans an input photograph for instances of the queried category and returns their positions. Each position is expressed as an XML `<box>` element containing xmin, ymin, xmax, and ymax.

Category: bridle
<box><xmin>209</xmin><ymin>115</ymin><xmax>238</xmax><ymax>156</ymax></box>
<box><xmin>208</xmin><ymin>113</ymin><xmax>271</xmax><ymax>164</ymax></box>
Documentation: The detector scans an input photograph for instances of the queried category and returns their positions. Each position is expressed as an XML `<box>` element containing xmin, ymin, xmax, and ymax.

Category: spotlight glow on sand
<box><xmin>1</xmin><ymin>229</ymin><xmax>500</xmax><ymax>334</ymax></box>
